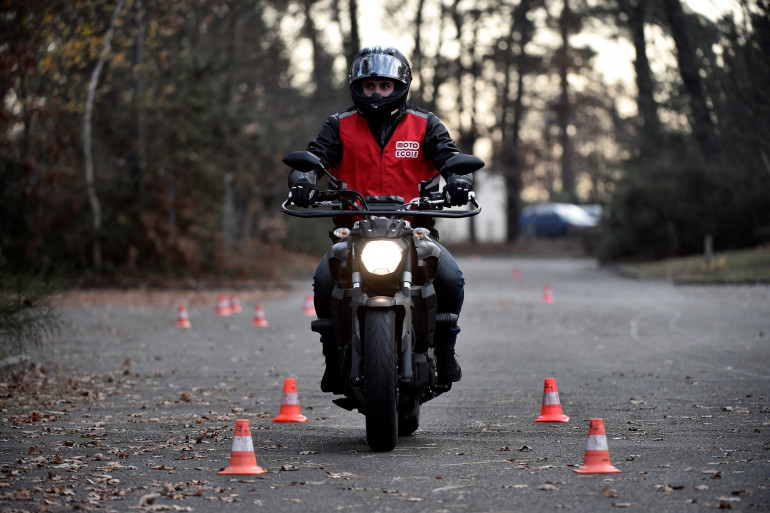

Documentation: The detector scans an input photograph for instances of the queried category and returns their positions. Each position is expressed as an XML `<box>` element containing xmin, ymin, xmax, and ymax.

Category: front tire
<box><xmin>364</xmin><ymin>309</ymin><xmax>398</xmax><ymax>451</ymax></box>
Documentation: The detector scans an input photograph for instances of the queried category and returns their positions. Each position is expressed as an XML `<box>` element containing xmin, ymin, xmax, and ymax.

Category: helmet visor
<box><xmin>350</xmin><ymin>53</ymin><xmax>410</xmax><ymax>85</ymax></box>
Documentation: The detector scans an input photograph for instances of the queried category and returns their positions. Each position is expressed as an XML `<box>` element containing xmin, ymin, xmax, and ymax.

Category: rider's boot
<box><xmin>320</xmin><ymin>338</ymin><xmax>343</xmax><ymax>393</ymax></box>
<box><xmin>435</xmin><ymin>341</ymin><xmax>462</xmax><ymax>383</ymax></box>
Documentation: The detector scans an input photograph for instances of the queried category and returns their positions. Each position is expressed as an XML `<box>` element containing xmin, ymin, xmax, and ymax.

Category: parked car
<box><xmin>519</xmin><ymin>202</ymin><xmax>599</xmax><ymax>237</ymax></box>
<box><xmin>578</xmin><ymin>203</ymin><xmax>603</xmax><ymax>221</ymax></box>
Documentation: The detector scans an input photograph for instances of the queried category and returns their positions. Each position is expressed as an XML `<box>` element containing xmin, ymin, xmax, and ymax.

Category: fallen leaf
<box><xmin>538</xmin><ymin>484</ymin><xmax>557</xmax><ymax>491</ymax></box>
<box><xmin>139</xmin><ymin>493</ymin><xmax>160</xmax><ymax>506</ymax></box>
<box><xmin>602</xmin><ymin>488</ymin><xmax>619</xmax><ymax>498</ymax></box>
<box><xmin>612</xmin><ymin>502</ymin><xmax>633</xmax><ymax>508</ymax></box>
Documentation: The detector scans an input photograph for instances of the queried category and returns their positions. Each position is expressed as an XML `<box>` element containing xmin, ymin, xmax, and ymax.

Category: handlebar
<box><xmin>281</xmin><ymin>190</ymin><xmax>481</xmax><ymax>219</ymax></box>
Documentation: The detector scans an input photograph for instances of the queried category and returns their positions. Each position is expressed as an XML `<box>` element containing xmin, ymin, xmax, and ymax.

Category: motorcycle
<box><xmin>281</xmin><ymin>151</ymin><xmax>483</xmax><ymax>451</ymax></box>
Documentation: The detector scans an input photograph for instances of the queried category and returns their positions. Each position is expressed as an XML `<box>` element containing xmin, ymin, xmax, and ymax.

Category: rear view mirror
<box><xmin>442</xmin><ymin>154</ymin><xmax>485</xmax><ymax>175</ymax></box>
<box><xmin>283</xmin><ymin>151</ymin><xmax>323</xmax><ymax>172</ymax></box>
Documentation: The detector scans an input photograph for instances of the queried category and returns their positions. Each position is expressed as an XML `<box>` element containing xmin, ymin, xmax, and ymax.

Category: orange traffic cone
<box><xmin>272</xmin><ymin>378</ymin><xmax>308</xmax><ymax>423</ymax></box>
<box><xmin>176</xmin><ymin>304</ymin><xmax>192</xmax><ymax>328</ymax></box>
<box><xmin>574</xmin><ymin>419</ymin><xmax>621</xmax><ymax>474</ymax></box>
<box><xmin>535</xmin><ymin>378</ymin><xmax>569</xmax><ymax>422</ymax></box>
<box><xmin>229</xmin><ymin>294</ymin><xmax>243</xmax><ymax>313</ymax></box>
<box><xmin>302</xmin><ymin>294</ymin><xmax>315</xmax><ymax>316</ymax></box>
<box><xmin>513</xmin><ymin>268</ymin><xmax>521</xmax><ymax>279</ymax></box>
<box><xmin>215</xmin><ymin>295</ymin><xmax>233</xmax><ymax>316</ymax></box>
<box><xmin>543</xmin><ymin>284</ymin><xmax>554</xmax><ymax>303</ymax></box>
<box><xmin>252</xmin><ymin>303</ymin><xmax>268</xmax><ymax>327</ymax></box>
<box><xmin>218</xmin><ymin>419</ymin><xmax>268</xmax><ymax>475</ymax></box>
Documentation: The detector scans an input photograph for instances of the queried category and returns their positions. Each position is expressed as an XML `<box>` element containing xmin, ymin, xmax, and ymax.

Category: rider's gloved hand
<box><xmin>443</xmin><ymin>180</ymin><xmax>470</xmax><ymax>206</ymax></box>
<box><xmin>290</xmin><ymin>181</ymin><xmax>318</xmax><ymax>207</ymax></box>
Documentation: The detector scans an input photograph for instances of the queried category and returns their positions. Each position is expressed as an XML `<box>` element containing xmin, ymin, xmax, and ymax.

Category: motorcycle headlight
<box><xmin>360</xmin><ymin>240</ymin><xmax>403</xmax><ymax>275</ymax></box>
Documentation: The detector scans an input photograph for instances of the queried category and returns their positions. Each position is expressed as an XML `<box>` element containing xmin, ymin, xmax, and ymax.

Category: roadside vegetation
<box><xmin>617</xmin><ymin>246</ymin><xmax>770</xmax><ymax>284</ymax></box>
<box><xmin>0</xmin><ymin>252</ymin><xmax>63</xmax><ymax>356</ymax></box>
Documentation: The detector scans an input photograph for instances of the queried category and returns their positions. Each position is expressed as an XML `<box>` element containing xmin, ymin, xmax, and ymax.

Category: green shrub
<box><xmin>0</xmin><ymin>250</ymin><xmax>63</xmax><ymax>356</ymax></box>
<box><xmin>598</xmin><ymin>145</ymin><xmax>770</xmax><ymax>262</ymax></box>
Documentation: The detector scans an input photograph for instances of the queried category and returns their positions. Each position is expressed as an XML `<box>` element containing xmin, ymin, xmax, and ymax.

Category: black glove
<box><xmin>290</xmin><ymin>181</ymin><xmax>318</xmax><ymax>207</ymax></box>
<box><xmin>443</xmin><ymin>180</ymin><xmax>470</xmax><ymax>206</ymax></box>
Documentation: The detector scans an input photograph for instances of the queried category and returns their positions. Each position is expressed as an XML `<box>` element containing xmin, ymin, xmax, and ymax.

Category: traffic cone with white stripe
<box><xmin>215</xmin><ymin>295</ymin><xmax>233</xmax><ymax>316</ymax></box>
<box><xmin>272</xmin><ymin>378</ymin><xmax>308</xmax><ymax>423</ymax></box>
<box><xmin>229</xmin><ymin>293</ymin><xmax>243</xmax><ymax>313</ymax></box>
<box><xmin>175</xmin><ymin>304</ymin><xmax>191</xmax><ymax>328</ymax></box>
<box><xmin>252</xmin><ymin>303</ymin><xmax>268</xmax><ymax>327</ymax></box>
<box><xmin>218</xmin><ymin>419</ymin><xmax>268</xmax><ymax>475</ymax></box>
<box><xmin>543</xmin><ymin>284</ymin><xmax>554</xmax><ymax>303</ymax></box>
<box><xmin>574</xmin><ymin>418</ymin><xmax>621</xmax><ymax>474</ymax></box>
<box><xmin>302</xmin><ymin>294</ymin><xmax>315</xmax><ymax>316</ymax></box>
<box><xmin>535</xmin><ymin>378</ymin><xmax>569</xmax><ymax>422</ymax></box>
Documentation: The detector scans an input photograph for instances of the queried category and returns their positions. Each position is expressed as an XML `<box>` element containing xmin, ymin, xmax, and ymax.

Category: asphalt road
<box><xmin>2</xmin><ymin>256</ymin><xmax>769</xmax><ymax>512</ymax></box>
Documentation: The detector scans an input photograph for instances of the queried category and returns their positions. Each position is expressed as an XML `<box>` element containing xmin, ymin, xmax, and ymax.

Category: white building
<box><xmin>435</xmin><ymin>169</ymin><xmax>507</xmax><ymax>243</ymax></box>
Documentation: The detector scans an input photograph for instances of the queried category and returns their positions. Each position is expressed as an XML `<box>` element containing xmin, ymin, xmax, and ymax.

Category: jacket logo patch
<box><xmin>395</xmin><ymin>140</ymin><xmax>420</xmax><ymax>158</ymax></box>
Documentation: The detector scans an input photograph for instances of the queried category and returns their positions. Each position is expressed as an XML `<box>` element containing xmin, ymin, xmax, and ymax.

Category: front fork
<box><xmin>343</xmin><ymin>249</ymin><xmax>414</xmax><ymax>409</ymax></box>
<box><xmin>311</xmin><ymin>249</ymin><xmax>455</xmax><ymax>409</ymax></box>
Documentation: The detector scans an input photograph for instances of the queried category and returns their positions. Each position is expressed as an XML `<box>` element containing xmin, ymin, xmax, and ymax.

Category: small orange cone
<box><xmin>218</xmin><ymin>419</ymin><xmax>268</xmax><ymax>475</ymax></box>
<box><xmin>229</xmin><ymin>294</ymin><xmax>243</xmax><ymax>313</ymax></box>
<box><xmin>535</xmin><ymin>378</ymin><xmax>569</xmax><ymax>422</ymax></box>
<box><xmin>176</xmin><ymin>304</ymin><xmax>192</xmax><ymax>328</ymax></box>
<box><xmin>574</xmin><ymin>419</ymin><xmax>621</xmax><ymax>474</ymax></box>
<box><xmin>513</xmin><ymin>268</ymin><xmax>521</xmax><ymax>279</ymax></box>
<box><xmin>252</xmin><ymin>303</ymin><xmax>268</xmax><ymax>327</ymax></box>
<box><xmin>543</xmin><ymin>284</ymin><xmax>554</xmax><ymax>303</ymax></box>
<box><xmin>272</xmin><ymin>378</ymin><xmax>308</xmax><ymax>423</ymax></box>
<box><xmin>301</xmin><ymin>294</ymin><xmax>315</xmax><ymax>316</ymax></box>
<box><xmin>215</xmin><ymin>295</ymin><xmax>233</xmax><ymax>316</ymax></box>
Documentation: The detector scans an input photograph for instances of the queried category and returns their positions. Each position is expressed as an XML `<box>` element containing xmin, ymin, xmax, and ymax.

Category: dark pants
<box><xmin>313</xmin><ymin>242</ymin><xmax>465</xmax><ymax>352</ymax></box>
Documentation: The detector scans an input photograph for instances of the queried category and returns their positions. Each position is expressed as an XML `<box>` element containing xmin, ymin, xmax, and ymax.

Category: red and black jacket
<box><xmin>288</xmin><ymin>104</ymin><xmax>472</xmax><ymax>200</ymax></box>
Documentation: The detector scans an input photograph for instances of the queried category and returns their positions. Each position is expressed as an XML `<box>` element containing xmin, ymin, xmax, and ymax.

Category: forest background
<box><xmin>1</xmin><ymin>0</ymin><xmax>769</xmax><ymax>286</ymax></box>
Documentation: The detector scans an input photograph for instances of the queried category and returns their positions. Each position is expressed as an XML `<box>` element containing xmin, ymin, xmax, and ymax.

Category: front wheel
<box><xmin>364</xmin><ymin>309</ymin><xmax>398</xmax><ymax>451</ymax></box>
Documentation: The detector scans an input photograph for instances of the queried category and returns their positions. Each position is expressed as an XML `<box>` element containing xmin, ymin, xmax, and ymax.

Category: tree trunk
<box><xmin>661</xmin><ymin>0</ymin><xmax>720</xmax><ymax>159</ymax></box>
<box><xmin>557</xmin><ymin>0</ymin><xmax>575</xmax><ymax>202</ymax></box>
<box><xmin>411</xmin><ymin>0</ymin><xmax>426</xmax><ymax>106</ymax></box>
<box><xmin>83</xmin><ymin>0</ymin><xmax>125</xmax><ymax>270</ymax></box>
<box><xmin>499</xmin><ymin>0</ymin><xmax>532</xmax><ymax>242</ymax></box>
<box><xmin>130</xmin><ymin>0</ymin><xmax>146</xmax><ymax>196</ymax></box>
<box><xmin>348</xmin><ymin>0</ymin><xmax>359</xmax><ymax>60</ymax></box>
<box><xmin>626</xmin><ymin>0</ymin><xmax>662</xmax><ymax>154</ymax></box>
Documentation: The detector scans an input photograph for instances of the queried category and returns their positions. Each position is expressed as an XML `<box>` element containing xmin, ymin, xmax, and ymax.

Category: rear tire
<box><xmin>364</xmin><ymin>309</ymin><xmax>398</xmax><ymax>452</ymax></box>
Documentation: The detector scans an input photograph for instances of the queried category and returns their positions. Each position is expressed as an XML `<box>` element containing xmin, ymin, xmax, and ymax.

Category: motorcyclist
<box><xmin>288</xmin><ymin>46</ymin><xmax>476</xmax><ymax>392</ymax></box>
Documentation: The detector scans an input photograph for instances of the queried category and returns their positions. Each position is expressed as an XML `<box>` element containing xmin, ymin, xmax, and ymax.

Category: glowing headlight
<box><xmin>360</xmin><ymin>240</ymin><xmax>403</xmax><ymax>275</ymax></box>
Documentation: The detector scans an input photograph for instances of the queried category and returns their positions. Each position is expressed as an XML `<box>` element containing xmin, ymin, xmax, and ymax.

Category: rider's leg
<box><xmin>313</xmin><ymin>254</ymin><xmax>342</xmax><ymax>392</ymax></box>
<box><xmin>433</xmin><ymin>243</ymin><xmax>465</xmax><ymax>383</ymax></box>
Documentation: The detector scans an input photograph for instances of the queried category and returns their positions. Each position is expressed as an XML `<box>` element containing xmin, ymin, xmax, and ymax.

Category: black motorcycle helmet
<box><xmin>349</xmin><ymin>46</ymin><xmax>412</xmax><ymax>117</ymax></box>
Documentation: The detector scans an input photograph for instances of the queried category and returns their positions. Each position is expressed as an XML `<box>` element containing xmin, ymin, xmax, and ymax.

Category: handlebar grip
<box><xmin>315</xmin><ymin>191</ymin><xmax>338</xmax><ymax>202</ymax></box>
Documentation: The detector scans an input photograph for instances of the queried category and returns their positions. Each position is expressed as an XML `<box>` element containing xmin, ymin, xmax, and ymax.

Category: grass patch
<box><xmin>619</xmin><ymin>247</ymin><xmax>770</xmax><ymax>283</ymax></box>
